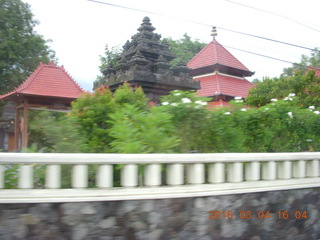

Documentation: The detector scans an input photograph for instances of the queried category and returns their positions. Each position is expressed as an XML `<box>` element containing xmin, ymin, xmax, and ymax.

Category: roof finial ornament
<box><xmin>211</xmin><ymin>26</ymin><xmax>217</xmax><ymax>39</ymax></box>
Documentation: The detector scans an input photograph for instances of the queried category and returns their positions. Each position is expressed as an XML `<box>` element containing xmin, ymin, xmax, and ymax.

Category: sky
<box><xmin>23</xmin><ymin>0</ymin><xmax>320</xmax><ymax>91</ymax></box>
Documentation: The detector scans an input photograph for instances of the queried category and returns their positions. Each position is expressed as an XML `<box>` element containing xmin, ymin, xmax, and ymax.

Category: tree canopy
<box><xmin>0</xmin><ymin>0</ymin><xmax>55</xmax><ymax>94</ymax></box>
<box><xmin>282</xmin><ymin>48</ymin><xmax>320</xmax><ymax>76</ymax></box>
<box><xmin>96</xmin><ymin>44</ymin><xmax>121</xmax><ymax>82</ymax></box>
<box><xmin>164</xmin><ymin>33</ymin><xmax>206</xmax><ymax>66</ymax></box>
<box><xmin>246</xmin><ymin>49</ymin><xmax>320</xmax><ymax>108</ymax></box>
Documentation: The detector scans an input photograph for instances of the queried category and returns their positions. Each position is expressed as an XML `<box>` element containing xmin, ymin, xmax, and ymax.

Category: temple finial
<box><xmin>211</xmin><ymin>26</ymin><xmax>217</xmax><ymax>39</ymax></box>
<box><xmin>137</xmin><ymin>16</ymin><xmax>155</xmax><ymax>33</ymax></box>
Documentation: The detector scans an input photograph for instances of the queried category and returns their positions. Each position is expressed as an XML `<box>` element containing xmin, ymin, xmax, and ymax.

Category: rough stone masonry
<box><xmin>0</xmin><ymin>188</ymin><xmax>319</xmax><ymax>240</ymax></box>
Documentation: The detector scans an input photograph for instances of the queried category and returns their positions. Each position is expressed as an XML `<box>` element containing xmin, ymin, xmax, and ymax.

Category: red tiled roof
<box><xmin>196</xmin><ymin>73</ymin><xmax>255</xmax><ymax>98</ymax></box>
<box><xmin>0</xmin><ymin>62</ymin><xmax>84</xmax><ymax>100</ymax></box>
<box><xmin>187</xmin><ymin>39</ymin><xmax>250</xmax><ymax>72</ymax></box>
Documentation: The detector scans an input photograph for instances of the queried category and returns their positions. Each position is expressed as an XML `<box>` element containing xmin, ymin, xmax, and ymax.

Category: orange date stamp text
<box><xmin>208</xmin><ymin>210</ymin><xmax>307</xmax><ymax>220</ymax></box>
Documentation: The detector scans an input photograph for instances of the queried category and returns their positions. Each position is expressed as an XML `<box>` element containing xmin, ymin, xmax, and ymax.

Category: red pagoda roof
<box><xmin>196</xmin><ymin>73</ymin><xmax>255</xmax><ymax>98</ymax></box>
<box><xmin>0</xmin><ymin>61</ymin><xmax>84</xmax><ymax>101</ymax></box>
<box><xmin>187</xmin><ymin>39</ymin><xmax>254</xmax><ymax>77</ymax></box>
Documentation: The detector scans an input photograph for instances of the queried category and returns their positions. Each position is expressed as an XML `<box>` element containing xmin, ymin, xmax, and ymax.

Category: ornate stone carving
<box><xmin>94</xmin><ymin>16</ymin><xmax>199</xmax><ymax>102</ymax></box>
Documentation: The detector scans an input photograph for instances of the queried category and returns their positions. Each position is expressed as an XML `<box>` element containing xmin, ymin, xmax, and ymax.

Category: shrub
<box><xmin>71</xmin><ymin>83</ymin><xmax>149</xmax><ymax>153</ymax></box>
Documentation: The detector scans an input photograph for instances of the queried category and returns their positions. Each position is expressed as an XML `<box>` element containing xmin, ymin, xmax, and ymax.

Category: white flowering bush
<box><xmin>159</xmin><ymin>90</ymin><xmax>320</xmax><ymax>152</ymax></box>
<box><xmin>247</xmin><ymin>70</ymin><xmax>320</xmax><ymax>108</ymax></box>
<box><xmin>233</xmin><ymin>95</ymin><xmax>320</xmax><ymax>152</ymax></box>
<box><xmin>159</xmin><ymin>90</ymin><xmax>212</xmax><ymax>152</ymax></box>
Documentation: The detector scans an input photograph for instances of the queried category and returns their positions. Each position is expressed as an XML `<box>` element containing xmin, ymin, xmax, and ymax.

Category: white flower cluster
<box><xmin>234</xmin><ymin>96</ymin><xmax>243</xmax><ymax>103</ymax></box>
<box><xmin>307</xmin><ymin>105</ymin><xmax>320</xmax><ymax>114</ymax></box>
<box><xmin>284</xmin><ymin>93</ymin><xmax>296</xmax><ymax>101</ymax></box>
<box><xmin>271</xmin><ymin>98</ymin><xmax>278</xmax><ymax>102</ymax></box>
<box><xmin>181</xmin><ymin>98</ymin><xmax>192</xmax><ymax>103</ymax></box>
<box><xmin>161</xmin><ymin>97</ymin><xmax>208</xmax><ymax>107</ymax></box>
<box><xmin>195</xmin><ymin>100</ymin><xmax>208</xmax><ymax>106</ymax></box>
<box><xmin>287</xmin><ymin>112</ymin><xmax>293</xmax><ymax>118</ymax></box>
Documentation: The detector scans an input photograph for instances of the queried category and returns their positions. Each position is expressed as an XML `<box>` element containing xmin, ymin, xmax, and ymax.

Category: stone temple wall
<box><xmin>0</xmin><ymin>187</ymin><xmax>319</xmax><ymax>240</ymax></box>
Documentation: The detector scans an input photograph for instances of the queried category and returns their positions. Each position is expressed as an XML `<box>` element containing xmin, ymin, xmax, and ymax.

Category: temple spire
<box><xmin>211</xmin><ymin>26</ymin><xmax>217</xmax><ymax>39</ymax></box>
<box><xmin>137</xmin><ymin>16</ymin><xmax>155</xmax><ymax>33</ymax></box>
<box><xmin>94</xmin><ymin>16</ymin><xmax>199</xmax><ymax>102</ymax></box>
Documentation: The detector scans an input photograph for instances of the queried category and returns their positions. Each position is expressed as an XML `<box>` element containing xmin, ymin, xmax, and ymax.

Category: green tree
<box><xmin>246</xmin><ymin>70</ymin><xmax>320</xmax><ymax>108</ymax></box>
<box><xmin>96</xmin><ymin>44</ymin><xmax>121</xmax><ymax>82</ymax></box>
<box><xmin>0</xmin><ymin>0</ymin><xmax>55</xmax><ymax>95</ymax></box>
<box><xmin>71</xmin><ymin>83</ymin><xmax>149</xmax><ymax>153</ymax></box>
<box><xmin>71</xmin><ymin>86</ymin><xmax>117</xmax><ymax>153</ymax></box>
<box><xmin>159</xmin><ymin>90</ymin><xmax>212</xmax><ymax>152</ymax></box>
<box><xmin>108</xmin><ymin>104</ymin><xmax>179</xmax><ymax>153</ymax></box>
<box><xmin>282</xmin><ymin>48</ymin><xmax>320</xmax><ymax>76</ymax></box>
<box><xmin>164</xmin><ymin>33</ymin><xmax>206</xmax><ymax>66</ymax></box>
<box><xmin>246</xmin><ymin>76</ymin><xmax>293</xmax><ymax>107</ymax></box>
<box><xmin>292</xmin><ymin>70</ymin><xmax>320</xmax><ymax>108</ymax></box>
<box><xmin>247</xmin><ymin>49</ymin><xmax>320</xmax><ymax>107</ymax></box>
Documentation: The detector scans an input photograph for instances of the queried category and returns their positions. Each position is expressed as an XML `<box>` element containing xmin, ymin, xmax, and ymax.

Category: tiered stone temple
<box><xmin>94</xmin><ymin>17</ymin><xmax>200</xmax><ymax>102</ymax></box>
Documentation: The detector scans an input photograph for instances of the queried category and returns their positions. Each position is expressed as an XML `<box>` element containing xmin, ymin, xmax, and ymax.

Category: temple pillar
<box><xmin>14</xmin><ymin>106</ymin><xmax>20</xmax><ymax>151</ymax></box>
<box><xmin>21</xmin><ymin>99</ymin><xmax>29</xmax><ymax>149</ymax></box>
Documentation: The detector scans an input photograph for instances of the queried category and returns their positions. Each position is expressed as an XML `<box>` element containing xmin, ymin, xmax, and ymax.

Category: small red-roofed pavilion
<box><xmin>187</xmin><ymin>37</ymin><xmax>255</xmax><ymax>107</ymax></box>
<box><xmin>0</xmin><ymin>61</ymin><xmax>85</xmax><ymax>151</ymax></box>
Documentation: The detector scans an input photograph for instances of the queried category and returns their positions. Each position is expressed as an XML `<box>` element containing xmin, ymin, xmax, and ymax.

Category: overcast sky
<box><xmin>24</xmin><ymin>0</ymin><xmax>320</xmax><ymax>91</ymax></box>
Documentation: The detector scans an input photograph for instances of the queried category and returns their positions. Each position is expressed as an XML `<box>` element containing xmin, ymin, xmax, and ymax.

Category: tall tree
<box><xmin>247</xmin><ymin>49</ymin><xmax>320</xmax><ymax>107</ymax></box>
<box><xmin>246</xmin><ymin>70</ymin><xmax>320</xmax><ymax>108</ymax></box>
<box><xmin>164</xmin><ymin>33</ymin><xmax>206</xmax><ymax>66</ymax></box>
<box><xmin>96</xmin><ymin>44</ymin><xmax>121</xmax><ymax>82</ymax></box>
<box><xmin>282</xmin><ymin>48</ymin><xmax>320</xmax><ymax>76</ymax></box>
<box><xmin>0</xmin><ymin>0</ymin><xmax>55</xmax><ymax>94</ymax></box>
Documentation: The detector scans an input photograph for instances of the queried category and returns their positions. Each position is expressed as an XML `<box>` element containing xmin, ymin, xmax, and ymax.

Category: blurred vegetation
<box><xmin>282</xmin><ymin>48</ymin><xmax>320</xmax><ymax>77</ymax></box>
<box><xmin>164</xmin><ymin>33</ymin><xmax>206</xmax><ymax>66</ymax></box>
<box><xmin>9</xmin><ymin>65</ymin><xmax>320</xmax><ymax>188</ymax></box>
<box><xmin>246</xmin><ymin>69</ymin><xmax>320</xmax><ymax>108</ymax></box>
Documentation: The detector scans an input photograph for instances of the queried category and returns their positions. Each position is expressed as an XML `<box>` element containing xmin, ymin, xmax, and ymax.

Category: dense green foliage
<box><xmin>246</xmin><ymin>70</ymin><xmax>320</xmax><ymax>108</ymax></box>
<box><xmin>71</xmin><ymin>83</ymin><xmax>175</xmax><ymax>153</ymax></box>
<box><xmin>96</xmin><ymin>44</ymin><xmax>121</xmax><ymax>82</ymax></box>
<box><xmin>109</xmin><ymin>105</ymin><xmax>179</xmax><ymax>153</ymax></box>
<box><xmin>247</xmin><ymin>49</ymin><xmax>320</xmax><ymax>107</ymax></box>
<box><xmin>28</xmin><ymin>111</ymin><xmax>84</xmax><ymax>153</ymax></box>
<box><xmin>5</xmin><ymin>88</ymin><xmax>320</xmax><ymax>189</ymax></box>
<box><xmin>231</xmin><ymin>97</ymin><xmax>320</xmax><ymax>152</ymax></box>
<box><xmin>159</xmin><ymin>90</ymin><xmax>212</xmax><ymax>152</ymax></box>
<box><xmin>159</xmin><ymin>92</ymin><xmax>320</xmax><ymax>153</ymax></box>
<box><xmin>164</xmin><ymin>34</ymin><xmax>206</xmax><ymax>66</ymax></box>
<box><xmin>24</xmin><ymin>86</ymin><xmax>320</xmax><ymax>154</ymax></box>
<box><xmin>0</xmin><ymin>0</ymin><xmax>55</xmax><ymax>95</ymax></box>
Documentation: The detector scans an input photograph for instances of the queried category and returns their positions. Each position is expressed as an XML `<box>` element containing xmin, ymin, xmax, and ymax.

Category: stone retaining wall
<box><xmin>0</xmin><ymin>187</ymin><xmax>319</xmax><ymax>240</ymax></box>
